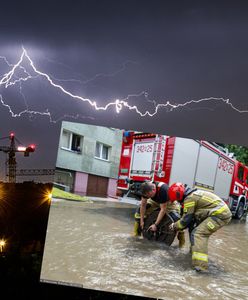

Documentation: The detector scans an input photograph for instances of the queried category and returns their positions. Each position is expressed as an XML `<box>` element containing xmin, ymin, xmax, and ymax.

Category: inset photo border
<box><xmin>40</xmin><ymin>121</ymin><xmax>248</xmax><ymax>299</ymax></box>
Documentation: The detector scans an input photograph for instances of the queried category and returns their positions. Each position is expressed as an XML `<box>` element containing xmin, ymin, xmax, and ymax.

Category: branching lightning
<box><xmin>80</xmin><ymin>60</ymin><xmax>138</xmax><ymax>85</ymax></box>
<box><xmin>0</xmin><ymin>47</ymin><xmax>247</xmax><ymax>123</ymax></box>
<box><xmin>44</xmin><ymin>57</ymin><xmax>138</xmax><ymax>85</ymax></box>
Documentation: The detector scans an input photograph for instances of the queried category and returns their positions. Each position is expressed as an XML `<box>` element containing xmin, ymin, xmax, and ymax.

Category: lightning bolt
<box><xmin>0</xmin><ymin>47</ymin><xmax>247</xmax><ymax>123</ymax></box>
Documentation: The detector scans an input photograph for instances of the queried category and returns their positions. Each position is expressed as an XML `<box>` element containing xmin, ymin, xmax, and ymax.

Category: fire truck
<box><xmin>117</xmin><ymin>131</ymin><xmax>248</xmax><ymax>220</ymax></box>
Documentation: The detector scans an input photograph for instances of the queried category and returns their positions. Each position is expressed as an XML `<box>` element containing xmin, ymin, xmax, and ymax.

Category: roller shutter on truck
<box><xmin>194</xmin><ymin>145</ymin><xmax>219</xmax><ymax>191</ymax></box>
<box><xmin>168</xmin><ymin>138</ymin><xmax>234</xmax><ymax>201</ymax></box>
<box><xmin>212</xmin><ymin>155</ymin><xmax>234</xmax><ymax>200</ymax></box>
<box><xmin>195</xmin><ymin>143</ymin><xmax>234</xmax><ymax>200</ymax></box>
<box><xmin>169</xmin><ymin>138</ymin><xmax>200</xmax><ymax>187</ymax></box>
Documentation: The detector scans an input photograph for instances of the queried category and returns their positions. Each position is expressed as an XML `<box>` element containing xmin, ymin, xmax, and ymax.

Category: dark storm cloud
<box><xmin>0</xmin><ymin>0</ymin><xmax>248</xmax><ymax>179</ymax></box>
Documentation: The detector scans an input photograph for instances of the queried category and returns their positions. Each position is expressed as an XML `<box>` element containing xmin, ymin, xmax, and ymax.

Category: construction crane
<box><xmin>0</xmin><ymin>133</ymin><xmax>35</xmax><ymax>183</ymax></box>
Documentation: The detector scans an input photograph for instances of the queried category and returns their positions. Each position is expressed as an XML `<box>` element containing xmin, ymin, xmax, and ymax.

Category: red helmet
<box><xmin>168</xmin><ymin>182</ymin><xmax>185</xmax><ymax>202</ymax></box>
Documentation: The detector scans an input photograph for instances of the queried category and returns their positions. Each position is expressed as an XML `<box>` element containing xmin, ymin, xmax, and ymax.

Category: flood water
<box><xmin>40</xmin><ymin>199</ymin><xmax>248</xmax><ymax>300</ymax></box>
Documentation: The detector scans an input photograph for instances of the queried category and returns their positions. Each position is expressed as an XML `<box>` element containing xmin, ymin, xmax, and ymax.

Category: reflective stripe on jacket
<box><xmin>174</xmin><ymin>189</ymin><xmax>232</xmax><ymax>230</ymax></box>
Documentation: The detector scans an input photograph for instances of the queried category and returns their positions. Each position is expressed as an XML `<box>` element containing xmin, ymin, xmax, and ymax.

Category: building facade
<box><xmin>54</xmin><ymin>121</ymin><xmax>123</xmax><ymax>198</ymax></box>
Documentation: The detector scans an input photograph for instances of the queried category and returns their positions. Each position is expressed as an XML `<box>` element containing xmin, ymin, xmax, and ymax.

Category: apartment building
<box><xmin>54</xmin><ymin>121</ymin><xmax>123</xmax><ymax>197</ymax></box>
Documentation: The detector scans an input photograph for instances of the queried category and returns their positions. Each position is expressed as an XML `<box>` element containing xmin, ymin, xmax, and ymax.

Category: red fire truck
<box><xmin>117</xmin><ymin>131</ymin><xmax>248</xmax><ymax>220</ymax></box>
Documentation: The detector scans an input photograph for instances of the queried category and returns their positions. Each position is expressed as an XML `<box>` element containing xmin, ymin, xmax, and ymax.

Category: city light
<box><xmin>0</xmin><ymin>239</ymin><xmax>6</xmax><ymax>252</ymax></box>
<box><xmin>39</xmin><ymin>189</ymin><xmax>53</xmax><ymax>206</ymax></box>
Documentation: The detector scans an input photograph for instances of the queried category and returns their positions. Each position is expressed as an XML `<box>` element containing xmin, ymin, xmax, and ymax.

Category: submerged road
<box><xmin>41</xmin><ymin>199</ymin><xmax>248</xmax><ymax>300</ymax></box>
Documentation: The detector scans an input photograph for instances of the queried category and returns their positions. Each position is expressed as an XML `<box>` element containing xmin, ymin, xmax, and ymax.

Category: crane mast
<box><xmin>6</xmin><ymin>133</ymin><xmax>17</xmax><ymax>183</ymax></box>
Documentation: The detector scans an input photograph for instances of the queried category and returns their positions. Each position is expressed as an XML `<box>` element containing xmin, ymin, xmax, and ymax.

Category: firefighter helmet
<box><xmin>168</xmin><ymin>182</ymin><xmax>185</xmax><ymax>202</ymax></box>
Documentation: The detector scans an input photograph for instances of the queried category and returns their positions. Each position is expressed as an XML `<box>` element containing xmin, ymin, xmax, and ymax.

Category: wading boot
<box><xmin>177</xmin><ymin>231</ymin><xmax>185</xmax><ymax>248</ymax></box>
<box><xmin>133</xmin><ymin>221</ymin><xmax>141</xmax><ymax>237</ymax></box>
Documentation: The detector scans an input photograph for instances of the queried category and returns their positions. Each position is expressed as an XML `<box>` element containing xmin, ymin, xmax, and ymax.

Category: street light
<box><xmin>48</xmin><ymin>193</ymin><xmax>52</xmax><ymax>202</ymax></box>
<box><xmin>40</xmin><ymin>189</ymin><xmax>53</xmax><ymax>206</ymax></box>
<box><xmin>0</xmin><ymin>239</ymin><xmax>6</xmax><ymax>252</ymax></box>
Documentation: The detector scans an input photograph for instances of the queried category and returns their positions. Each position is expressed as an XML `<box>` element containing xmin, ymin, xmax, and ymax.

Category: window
<box><xmin>61</xmin><ymin>130</ymin><xmax>82</xmax><ymax>153</ymax></box>
<box><xmin>238</xmin><ymin>166</ymin><xmax>244</xmax><ymax>181</ymax></box>
<box><xmin>61</xmin><ymin>130</ymin><xmax>70</xmax><ymax>149</ymax></box>
<box><xmin>95</xmin><ymin>142</ymin><xmax>110</xmax><ymax>160</ymax></box>
<box><xmin>71</xmin><ymin>134</ymin><xmax>81</xmax><ymax>151</ymax></box>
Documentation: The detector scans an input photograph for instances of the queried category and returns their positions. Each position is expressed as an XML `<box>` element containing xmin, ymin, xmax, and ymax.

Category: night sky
<box><xmin>0</xmin><ymin>0</ymin><xmax>248</xmax><ymax>179</ymax></box>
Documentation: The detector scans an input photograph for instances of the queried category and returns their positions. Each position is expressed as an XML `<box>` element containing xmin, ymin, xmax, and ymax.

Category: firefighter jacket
<box><xmin>174</xmin><ymin>189</ymin><xmax>232</xmax><ymax>230</ymax></box>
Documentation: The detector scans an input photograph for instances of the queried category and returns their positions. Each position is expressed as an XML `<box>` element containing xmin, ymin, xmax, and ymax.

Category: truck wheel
<box><xmin>235</xmin><ymin>202</ymin><xmax>245</xmax><ymax>220</ymax></box>
<box><xmin>142</xmin><ymin>209</ymin><xmax>177</xmax><ymax>246</ymax></box>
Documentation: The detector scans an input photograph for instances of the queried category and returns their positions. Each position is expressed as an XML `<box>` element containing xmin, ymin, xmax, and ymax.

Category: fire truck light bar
<box><xmin>133</xmin><ymin>133</ymin><xmax>156</xmax><ymax>139</ymax></box>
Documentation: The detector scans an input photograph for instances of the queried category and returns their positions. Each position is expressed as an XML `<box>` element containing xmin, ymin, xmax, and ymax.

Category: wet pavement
<box><xmin>40</xmin><ymin>198</ymin><xmax>248</xmax><ymax>300</ymax></box>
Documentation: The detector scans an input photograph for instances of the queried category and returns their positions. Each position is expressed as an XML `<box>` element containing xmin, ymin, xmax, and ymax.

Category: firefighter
<box><xmin>168</xmin><ymin>182</ymin><xmax>232</xmax><ymax>272</ymax></box>
<box><xmin>133</xmin><ymin>181</ymin><xmax>185</xmax><ymax>248</ymax></box>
